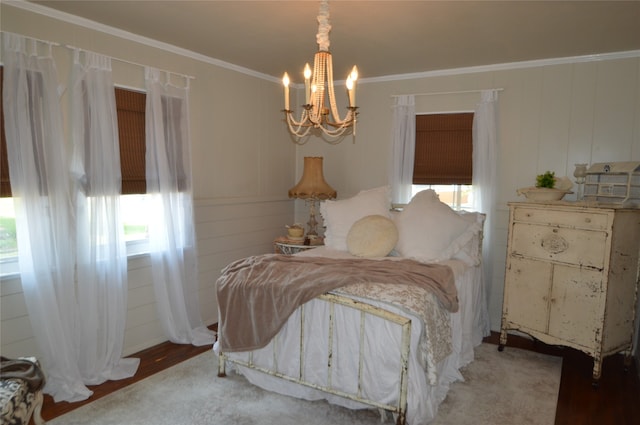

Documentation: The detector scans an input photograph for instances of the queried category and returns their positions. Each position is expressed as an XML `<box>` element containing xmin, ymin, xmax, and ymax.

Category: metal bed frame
<box><xmin>217</xmin><ymin>292</ymin><xmax>412</xmax><ymax>425</ymax></box>
<box><xmin>217</xmin><ymin>211</ymin><xmax>486</xmax><ymax>425</ymax></box>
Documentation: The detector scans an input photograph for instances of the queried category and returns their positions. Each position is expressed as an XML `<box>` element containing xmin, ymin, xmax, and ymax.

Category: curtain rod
<box><xmin>391</xmin><ymin>88</ymin><xmax>503</xmax><ymax>98</ymax></box>
<box><xmin>64</xmin><ymin>44</ymin><xmax>195</xmax><ymax>81</ymax></box>
<box><xmin>0</xmin><ymin>31</ymin><xmax>60</xmax><ymax>53</ymax></box>
<box><xmin>2</xmin><ymin>32</ymin><xmax>61</xmax><ymax>47</ymax></box>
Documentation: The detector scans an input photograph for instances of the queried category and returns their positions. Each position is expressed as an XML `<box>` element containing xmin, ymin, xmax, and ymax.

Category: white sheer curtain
<box><xmin>70</xmin><ymin>50</ymin><xmax>139</xmax><ymax>384</ymax></box>
<box><xmin>389</xmin><ymin>95</ymin><xmax>416</xmax><ymax>205</ymax></box>
<box><xmin>472</xmin><ymin>89</ymin><xmax>499</xmax><ymax>335</ymax></box>
<box><xmin>145</xmin><ymin>67</ymin><xmax>214</xmax><ymax>346</ymax></box>
<box><xmin>2</xmin><ymin>33</ymin><xmax>91</xmax><ymax>402</ymax></box>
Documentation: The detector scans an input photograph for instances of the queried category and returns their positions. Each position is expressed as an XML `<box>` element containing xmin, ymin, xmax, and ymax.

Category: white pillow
<box><xmin>320</xmin><ymin>186</ymin><xmax>391</xmax><ymax>251</ymax></box>
<box><xmin>394</xmin><ymin>189</ymin><xmax>480</xmax><ymax>263</ymax></box>
<box><xmin>452</xmin><ymin>212</ymin><xmax>485</xmax><ymax>266</ymax></box>
<box><xmin>347</xmin><ymin>215</ymin><xmax>398</xmax><ymax>258</ymax></box>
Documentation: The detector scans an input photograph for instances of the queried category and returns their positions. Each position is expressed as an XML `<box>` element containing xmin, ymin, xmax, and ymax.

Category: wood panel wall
<box><xmin>0</xmin><ymin>198</ymin><xmax>292</xmax><ymax>358</ymax></box>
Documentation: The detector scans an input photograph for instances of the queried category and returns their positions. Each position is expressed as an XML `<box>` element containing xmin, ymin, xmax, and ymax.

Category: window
<box><xmin>1</xmin><ymin>66</ymin><xmax>63</xmax><ymax>275</ymax></box>
<box><xmin>0</xmin><ymin>66</ymin><xmax>18</xmax><ymax>275</ymax></box>
<box><xmin>0</xmin><ymin>78</ymin><xmax>152</xmax><ymax>277</ymax></box>
<box><xmin>0</xmin><ymin>198</ymin><xmax>18</xmax><ymax>275</ymax></box>
<box><xmin>412</xmin><ymin>112</ymin><xmax>474</xmax><ymax>210</ymax></box>
<box><xmin>411</xmin><ymin>184</ymin><xmax>473</xmax><ymax>210</ymax></box>
<box><xmin>1</xmin><ymin>67</ymin><xmax>9</xmax><ymax>199</ymax></box>
<box><xmin>116</xmin><ymin>88</ymin><xmax>147</xmax><ymax>194</ymax></box>
<box><xmin>115</xmin><ymin>88</ymin><xmax>150</xmax><ymax>251</ymax></box>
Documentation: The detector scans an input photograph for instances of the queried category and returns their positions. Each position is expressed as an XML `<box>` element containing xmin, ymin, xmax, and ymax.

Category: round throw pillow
<box><xmin>346</xmin><ymin>214</ymin><xmax>398</xmax><ymax>258</ymax></box>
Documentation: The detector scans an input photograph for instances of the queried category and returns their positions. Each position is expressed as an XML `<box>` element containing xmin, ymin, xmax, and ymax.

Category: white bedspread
<box><xmin>333</xmin><ymin>282</ymin><xmax>450</xmax><ymax>386</ymax></box>
<box><xmin>221</xmin><ymin>247</ymin><xmax>490</xmax><ymax>425</ymax></box>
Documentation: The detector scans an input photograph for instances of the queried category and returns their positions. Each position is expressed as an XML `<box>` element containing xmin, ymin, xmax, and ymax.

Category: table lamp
<box><xmin>288</xmin><ymin>157</ymin><xmax>336</xmax><ymax>236</ymax></box>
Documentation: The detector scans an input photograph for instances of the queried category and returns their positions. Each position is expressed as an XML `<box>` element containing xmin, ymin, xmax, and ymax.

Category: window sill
<box><xmin>0</xmin><ymin>258</ymin><xmax>20</xmax><ymax>280</ymax></box>
<box><xmin>1</xmin><ymin>240</ymin><xmax>150</xmax><ymax>280</ymax></box>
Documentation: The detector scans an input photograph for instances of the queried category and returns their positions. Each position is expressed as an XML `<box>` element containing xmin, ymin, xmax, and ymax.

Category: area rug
<box><xmin>432</xmin><ymin>343</ymin><xmax>561</xmax><ymax>425</ymax></box>
<box><xmin>49</xmin><ymin>343</ymin><xmax>562</xmax><ymax>425</ymax></box>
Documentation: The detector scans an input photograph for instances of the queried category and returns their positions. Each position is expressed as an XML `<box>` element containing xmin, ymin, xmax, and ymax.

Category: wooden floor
<box><xmin>41</xmin><ymin>330</ymin><xmax>640</xmax><ymax>425</ymax></box>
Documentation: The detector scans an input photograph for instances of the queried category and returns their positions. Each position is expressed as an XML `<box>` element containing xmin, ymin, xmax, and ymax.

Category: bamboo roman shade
<box><xmin>413</xmin><ymin>112</ymin><xmax>473</xmax><ymax>185</ymax></box>
<box><xmin>115</xmin><ymin>87</ymin><xmax>146</xmax><ymax>194</ymax></box>
<box><xmin>2</xmin><ymin>86</ymin><xmax>147</xmax><ymax>197</ymax></box>
<box><xmin>1</xmin><ymin>67</ymin><xmax>10</xmax><ymax>197</ymax></box>
<box><xmin>1</xmin><ymin>73</ymin><xmax>147</xmax><ymax>196</ymax></box>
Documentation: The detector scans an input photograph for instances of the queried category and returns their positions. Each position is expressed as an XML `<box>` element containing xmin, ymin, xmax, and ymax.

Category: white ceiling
<box><xmin>28</xmin><ymin>1</ymin><xmax>640</xmax><ymax>81</ymax></box>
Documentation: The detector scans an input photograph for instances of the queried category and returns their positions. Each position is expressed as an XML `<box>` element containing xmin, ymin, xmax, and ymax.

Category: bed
<box><xmin>214</xmin><ymin>187</ymin><xmax>490</xmax><ymax>425</ymax></box>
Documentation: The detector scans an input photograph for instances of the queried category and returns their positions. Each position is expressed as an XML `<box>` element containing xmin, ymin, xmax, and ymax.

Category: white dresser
<box><xmin>500</xmin><ymin>202</ymin><xmax>640</xmax><ymax>384</ymax></box>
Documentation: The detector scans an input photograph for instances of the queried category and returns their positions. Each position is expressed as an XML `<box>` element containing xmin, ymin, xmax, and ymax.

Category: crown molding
<box><xmin>5</xmin><ymin>0</ymin><xmax>281</xmax><ymax>84</ymax></box>
<box><xmin>7</xmin><ymin>0</ymin><xmax>640</xmax><ymax>86</ymax></box>
<box><xmin>361</xmin><ymin>50</ymin><xmax>640</xmax><ymax>84</ymax></box>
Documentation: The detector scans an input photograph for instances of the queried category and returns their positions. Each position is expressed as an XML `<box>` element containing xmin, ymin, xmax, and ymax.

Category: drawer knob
<box><xmin>585</xmin><ymin>218</ymin><xmax>591</xmax><ymax>223</ymax></box>
<box><xmin>541</xmin><ymin>234</ymin><xmax>569</xmax><ymax>254</ymax></box>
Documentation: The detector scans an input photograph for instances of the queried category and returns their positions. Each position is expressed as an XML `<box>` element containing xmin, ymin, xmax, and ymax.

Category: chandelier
<box><xmin>282</xmin><ymin>0</ymin><xmax>358</xmax><ymax>143</ymax></box>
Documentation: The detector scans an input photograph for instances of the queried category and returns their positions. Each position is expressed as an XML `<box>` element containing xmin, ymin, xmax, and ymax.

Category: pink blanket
<box><xmin>216</xmin><ymin>254</ymin><xmax>457</xmax><ymax>352</ymax></box>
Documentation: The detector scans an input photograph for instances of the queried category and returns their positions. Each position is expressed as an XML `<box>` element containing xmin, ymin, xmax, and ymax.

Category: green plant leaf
<box><xmin>535</xmin><ymin>171</ymin><xmax>556</xmax><ymax>188</ymax></box>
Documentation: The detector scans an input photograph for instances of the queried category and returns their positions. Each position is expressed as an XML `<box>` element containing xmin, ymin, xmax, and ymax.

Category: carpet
<box><xmin>49</xmin><ymin>343</ymin><xmax>562</xmax><ymax>425</ymax></box>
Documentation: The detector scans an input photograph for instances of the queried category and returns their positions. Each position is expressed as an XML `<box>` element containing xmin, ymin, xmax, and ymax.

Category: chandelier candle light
<box><xmin>282</xmin><ymin>0</ymin><xmax>358</xmax><ymax>142</ymax></box>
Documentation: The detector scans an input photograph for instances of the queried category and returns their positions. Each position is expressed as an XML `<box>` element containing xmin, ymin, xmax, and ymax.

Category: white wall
<box><xmin>296</xmin><ymin>55</ymin><xmax>640</xmax><ymax>338</ymax></box>
<box><xmin>0</xmin><ymin>4</ymin><xmax>295</xmax><ymax>358</ymax></box>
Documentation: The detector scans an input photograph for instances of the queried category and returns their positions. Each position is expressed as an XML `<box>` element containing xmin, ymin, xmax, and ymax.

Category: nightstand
<box><xmin>273</xmin><ymin>236</ymin><xmax>323</xmax><ymax>255</ymax></box>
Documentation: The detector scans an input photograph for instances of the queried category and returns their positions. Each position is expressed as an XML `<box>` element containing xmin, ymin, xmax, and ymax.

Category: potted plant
<box><xmin>517</xmin><ymin>171</ymin><xmax>573</xmax><ymax>201</ymax></box>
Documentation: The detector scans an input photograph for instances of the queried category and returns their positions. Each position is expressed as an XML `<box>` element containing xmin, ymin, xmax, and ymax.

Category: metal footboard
<box><xmin>217</xmin><ymin>292</ymin><xmax>412</xmax><ymax>425</ymax></box>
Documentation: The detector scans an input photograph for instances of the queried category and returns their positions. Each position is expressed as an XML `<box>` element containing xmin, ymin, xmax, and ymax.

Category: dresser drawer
<box><xmin>510</xmin><ymin>223</ymin><xmax>607</xmax><ymax>269</ymax></box>
<box><xmin>513</xmin><ymin>207</ymin><xmax>610</xmax><ymax>231</ymax></box>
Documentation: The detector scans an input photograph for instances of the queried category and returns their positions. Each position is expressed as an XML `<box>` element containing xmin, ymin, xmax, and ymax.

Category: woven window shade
<box><xmin>1</xmin><ymin>67</ymin><xmax>10</xmax><ymax>197</ymax></box>
<box><xmin>116</xmin><ymin>88</ymin><xmax>147</xmax><ymax>194</ymax></box>
<box><xmin>1</xmin><ymin>80</ymin><xmax>147</xmax><ymax>196</ymax></box>
<box><xmin>413</xmin><ymin>113</ymin><xmax>473</xmax><ymax>185</ymax></box>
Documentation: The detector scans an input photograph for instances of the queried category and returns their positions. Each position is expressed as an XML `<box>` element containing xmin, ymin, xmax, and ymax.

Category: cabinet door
<box><xmin>548</xmin><ymin>265</ymin><xmax>603</xmax><ymax>350</ymax></box>
<box><xmin>504</xmin><ymin>257</ymin><xmax>552</xmax><ymax>334</ymax></box>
